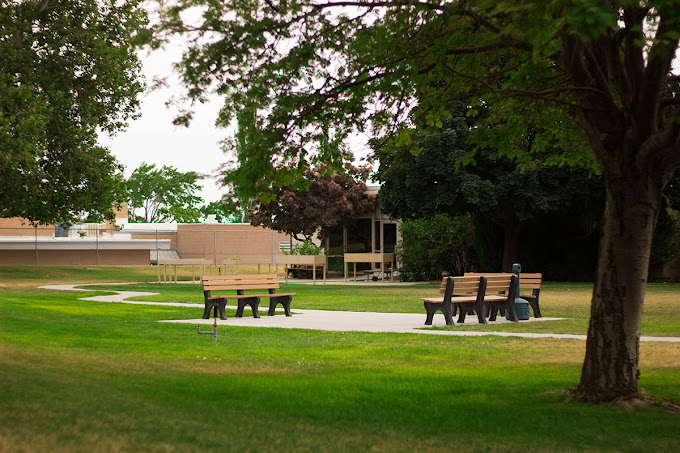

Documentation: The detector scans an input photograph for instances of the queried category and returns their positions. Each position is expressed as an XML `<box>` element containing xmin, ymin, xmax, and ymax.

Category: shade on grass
<box><xmin>2</xmin><ymin>282</ymin><xmax>679</xmax><ymax>452</ymax></box>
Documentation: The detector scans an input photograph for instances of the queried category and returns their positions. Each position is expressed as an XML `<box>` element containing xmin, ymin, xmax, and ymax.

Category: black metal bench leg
<box><xmin>202</xmin><ymin>302</ymin><xmax>212</xmax><ymax>319</ymax></box>
<box><xmin>505</xmin><ymin>301</ymin><xmax>519</xmax><ymax>322</ymax></box>
<box><xmin>456</xmin><ymin>303</ymin><xmax>467</xmax><ymax>323</ymax></box>
<box><xmin>474</xmin><ymin>300</ymin><xmax>487</xmax><ymax>324</ymax></box>
<box><xmin>488</xmin><ymin>304</ymin><xmax>499</xmax><ymax>321</ymax></box>
<box><xmin>424</xmin><ymin>302</ymin><xmax>453</xmax><ymax>325</ymax></box>
<box><xmin>528</xmin><ymin>297</ymin><xmax>542</xmax><ymax>318</ymax></box>
<box><xmin>424</xmin><ymin>302</ymin><xmax>437</xmax><ymax>325</ymax></box>
<box><xmin>236</xmin><ymin>297</ymin><xmax>260</xmax><ymax>318</ymax></box>
<box><xmin>267</xmin><ymin>295</ymin><xmax>292</xmax><ymax>317</ymax></box>
<box><xmin>217</xmin><ymin>301</ymin><xmax>227</xmax><ymax>320</ymax></box>
<box><xmin>245</xmin><ymin>297</ymin><xmax>261</xmax><ymax>318</ymax></box>
<box><xmin>442</xmin><ymin>302</ymin><xmax>454</xmax><ymax>325</ymax></box>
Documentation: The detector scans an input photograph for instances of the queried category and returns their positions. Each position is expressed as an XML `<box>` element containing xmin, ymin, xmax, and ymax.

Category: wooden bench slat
<box><xmin>204</xmin><ymin>284</ymin><xmax>280</xmax><ymax>291</ymax></box>
<box><xmin>421</xmin><ymin>296</ymin><xmax>478</xmax><ymax>304</ymax></box>
<box><xmin>463</xmin><ymin>272</ymin><xmax>543</xmax><ymax>318</ymax></box>
<box><xmin>207</xmin><ymin>293</ymin><xmax>295</xmax><ymax>300</ymax></box>
<box><xmin>202</xmin><ymin>274</ymin><xmax>279</xmax><ymax>281</ymax></box>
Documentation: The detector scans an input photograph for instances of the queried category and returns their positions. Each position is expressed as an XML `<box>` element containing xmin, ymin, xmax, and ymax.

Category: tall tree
<box><xmin>249</xmin><ymin>163</ymin><xmax>376</xmax><ymax>242</ymax></box>
<box><xmin>126</xmin><ymin>163</ymin><xmax>205</xmax><ymax>223</ymax></box>
<box><xmin>374</xmin><ymin>103</ymin><xmax>603</xmax><ymax>271</ymax></box>
<box><xmin>0</xmin><ymin>0</ymin><xmax>147</xmax><ymax>224</ymax></box>
<box><xmin>158</xmin><ymin>1</ymin><xmax>680</xmax><ymax>404</ymax></box>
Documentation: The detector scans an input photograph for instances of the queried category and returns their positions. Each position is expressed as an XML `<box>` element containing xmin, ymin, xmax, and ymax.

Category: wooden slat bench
<box><xmin>464</xmin><ymin>272</ymin><xmax>542</xmax><ymax>318</ymax></box>
<box><xmin>201</xmin><ymin>274</ymin><xmax>295</xmax><ymax>320</ymax></box>
<box><xmin>421</xmin><ymin>274</ymin><xmax>519</xmax><ymax>325</ymax></box>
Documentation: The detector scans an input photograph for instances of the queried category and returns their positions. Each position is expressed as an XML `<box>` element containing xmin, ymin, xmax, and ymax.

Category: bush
<box><xmin>288</xmin><ymin>240</ymin><xmax>324</xmax><ymax>255</ymax></box>
<box><xmin>396</xmin><ymin>215</ymin><xmax>478</xmax><ymax>281</ymax></box>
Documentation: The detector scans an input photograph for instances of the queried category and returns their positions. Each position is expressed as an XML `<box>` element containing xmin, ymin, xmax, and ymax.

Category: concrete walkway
<box><xmin>41</xmin><ymin>283</ymin><xmax>680</xmax><ymax>343</ymax></box>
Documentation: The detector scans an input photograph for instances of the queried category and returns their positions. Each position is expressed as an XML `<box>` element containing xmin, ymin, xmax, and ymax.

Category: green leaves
<box><xmin>1</xmin><ymin>0</ymin><xmax>148</xmax><ymax>225</ymax></box>
<box><xmin>249</xmin><ymin>162</ymin><xmax>376</xmax><ymax>242</ymax></box>
<box><xmin>125</xmin><ymin>163</ymin><xmax>205</xmax><ymax>223</ymax></box>
<box><xmin>397</xmin><ymin>214</ymin><xmax>477</xmax><ymax>281</ymax></box>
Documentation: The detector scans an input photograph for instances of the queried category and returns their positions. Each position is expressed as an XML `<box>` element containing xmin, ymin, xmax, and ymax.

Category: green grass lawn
<box><xmin>75</xmin><ymin>279</ymin><xmax>680</xmax><ymax>337</ymax></box>
<box><xmin>1</xmin><ymin>266</ymin><xmax>679</xmax><ymax>452</ymax></box>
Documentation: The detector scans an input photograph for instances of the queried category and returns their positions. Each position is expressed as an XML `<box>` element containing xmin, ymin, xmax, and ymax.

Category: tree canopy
<box><xmin>249</xmin><ymin>163</ymin><xmax>376</xmax><ymax>242</ymax></box>
<box><xmin>125</xmin><ymin>163</ymin><xmax>205</xmax><ymax>223</ymax></box>
<box><xmin>1</xmin><ymin>0</ymin><xmax>148</xmax><ymax>225</ymax></box>
<box><xmin>374</xmin><ymin>101</ymin><xmax>603</xmax><ymax>271</ymax></box>
<box><xmin>158</xmin><ymin>1</ymin><xmax>680</xmax><ymax>403</ymax></box>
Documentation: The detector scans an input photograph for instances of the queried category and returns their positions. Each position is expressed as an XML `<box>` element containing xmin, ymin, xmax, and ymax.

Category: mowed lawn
<box><xmin>1</xmin><ymin>266</ymin><xmax>679</xmax><ymax>452</ymax></box>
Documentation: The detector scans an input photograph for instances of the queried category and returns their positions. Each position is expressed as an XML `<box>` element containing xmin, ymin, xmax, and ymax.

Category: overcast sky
<box><xmin>99</xmin><ymin>44</ymin><xmax>231</xmax><ymax>203</ymax></box>
<box><xmin>101</xmin><ymin>44</ymin><xmax>375</xmax><ymax>204</ymax></box>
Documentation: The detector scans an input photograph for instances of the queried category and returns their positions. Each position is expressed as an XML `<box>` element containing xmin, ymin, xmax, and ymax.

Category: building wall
<box><xmin>130</xmin><ymin>232</ymin><xmax>178</xmax><ymax>249</ymax></box>
<box><xmin>176</xmin><ymin>224</ymin><xmax>291</xmax><ymax>265</ymax></box>
<box><xmin>0</xmin><ymin>249</ymin><xmax>150</xmax><ymax>266</ymax></box>
<box><xmin>0</xmin><ymin>218</ymin><xmax>55</xmax><ymax>237</ymax></box>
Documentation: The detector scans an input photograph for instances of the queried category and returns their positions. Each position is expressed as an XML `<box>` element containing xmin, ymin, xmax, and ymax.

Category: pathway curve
<box><xmin>41</xmin><ymin>284</ymin><xmax>680</xmax><ymax>343</ymax></box>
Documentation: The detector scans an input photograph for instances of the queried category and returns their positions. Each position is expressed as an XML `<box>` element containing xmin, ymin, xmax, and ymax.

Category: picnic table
<box><xmin>274</xmin><ymin>254</ymin><xmax>327</xmax><ymax>284</ymax></box>
<box><xmin>158</xmin><ymin>259</ymin><xmax>212</xmax><ymax>283</ymax></box>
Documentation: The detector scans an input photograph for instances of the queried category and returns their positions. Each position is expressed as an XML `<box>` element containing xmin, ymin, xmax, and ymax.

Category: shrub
<box><xmin>396</xmin><ymin>215</ymin><xmax>478</xmax><ymax>281</ymax></box>
<box><xmin>289</xmin><ymin>240</ymin><xmax>324</xmax><ymax>255</ymax></box>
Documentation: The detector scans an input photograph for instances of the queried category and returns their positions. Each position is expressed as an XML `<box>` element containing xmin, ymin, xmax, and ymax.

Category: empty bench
<box><xmin>421</xmin><ymin>274</ymin><xmax>518</xmax><ymax>325</ymax></box>
<box><xmin>201</xmin><ymin>274</ymin><xmax>295</xmax><ymax>320</ymax></box>
<box><xmin>464</xmin><ymin>272</ymin><xmax>542</xmax><ymax>317</ymax></box>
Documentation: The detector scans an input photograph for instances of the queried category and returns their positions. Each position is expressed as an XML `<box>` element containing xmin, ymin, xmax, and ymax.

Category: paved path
<box><xmin>41</xmin><ymin>284</ymin><xmax>680</xmax><ymax>343</ymax></box>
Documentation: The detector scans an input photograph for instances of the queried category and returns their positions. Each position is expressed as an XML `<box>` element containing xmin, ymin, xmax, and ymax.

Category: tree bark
<box><xmin>501</xmin><ymin>207</ymin><xmax>523</xmax><ymax>272</ymax></box>
<box><xmin>574</xmin><ymin>165</ymin><xmax>663</xmax><ymax>402</ymax></box>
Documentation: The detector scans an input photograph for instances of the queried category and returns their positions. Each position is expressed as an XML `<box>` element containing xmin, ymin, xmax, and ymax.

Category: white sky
<box><xmin>100</xmin><ymin>44</ymin><xmax>375</xmax><ymax>204</ymax></box>
<box><xmin>100</xmin><ymin>45</ymin><xmax>231</xmax><ymax>203</ymax></box>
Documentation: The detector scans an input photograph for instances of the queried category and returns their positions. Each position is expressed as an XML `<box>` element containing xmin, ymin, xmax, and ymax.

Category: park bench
<box><xmin>421</xmin><ymin>274</ymin><xmax>518</xmax><ymax>325</ymax></box>
<box><xmin>464</xmin><ymin>272</ymin><xmax>542</xmax><ymax>318</ymax></box>
<box><xmin>201</xmin><ymin>274</ymin><xmax>295</xmax><ymax>320</ymax></box>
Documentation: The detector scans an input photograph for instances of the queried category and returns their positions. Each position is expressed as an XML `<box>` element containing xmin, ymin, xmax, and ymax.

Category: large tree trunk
<box><xmin>501</xmin><ymin>207</ymin><xmax>523</xmax><ymax>272</ymax></box>
<box><xmin>574</xmin><ymin>165</ymin><xmax>663</xmax><ymax>402</ymax></box>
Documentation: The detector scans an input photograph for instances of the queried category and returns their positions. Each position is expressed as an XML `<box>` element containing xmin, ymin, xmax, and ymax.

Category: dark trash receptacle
<box><xmin>509</xmin><ymin>263</ymin><xmax>531</xmax><ymax>320</ymax></box>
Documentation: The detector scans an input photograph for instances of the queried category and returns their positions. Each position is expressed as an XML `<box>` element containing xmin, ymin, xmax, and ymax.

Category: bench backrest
<box><xmin>444</xmin><ymin>274</ymin><xmax>515</xmax><ymax>297</ymax></box>
<box><xmin>483</xmin><ymin>274</ymin><xmax>515</xmax><ymax>295</ymax></box>
<box><xmin>464</xmin><ymin>272</ymin><xmax>541</xmax><ymax>290</ymax></box>
<box><xmin>201</xmin><ymin>274</ymin><xmax>280</xmax><ymax>292</ymax></box>
<box><xmin>439</xmin><ymin>276</ymin><xmax>486</xmax><ymax>296</ymax></box>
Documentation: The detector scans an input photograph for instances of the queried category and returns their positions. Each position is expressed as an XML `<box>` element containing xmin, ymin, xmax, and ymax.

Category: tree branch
<box><xmin>662</xmin><ymin>97</ymin><xmax>680</xmax><ymax>106</ymax></box>
<box><xmin>643</xmin><ymin>11</ymin><xmax>680</xmax><ymax>112</ymax></box>
<box><xmin>444</xmin><ymin>40</ymin><xmax>533</xmax><ymax>55</ymax></box>
<box><xmin>308</xmin><ymin>1</ymin><xmax>447</xmax><ymax>13</ymax></box>
<box><xmin>440</xmin><ymin>60</ymin><xmax>604</xmax><ymax>111</ymax></box>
